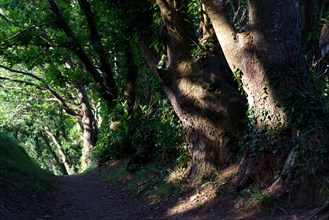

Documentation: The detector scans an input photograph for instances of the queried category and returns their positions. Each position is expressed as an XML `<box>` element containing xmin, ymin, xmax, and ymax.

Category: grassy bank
<box><xmin>0</xmin><ymin>132</ymin><xmax>52</xmax><ymax>217</ymax></box>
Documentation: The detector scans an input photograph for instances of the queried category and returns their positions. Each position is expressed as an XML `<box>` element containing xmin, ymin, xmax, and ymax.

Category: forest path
<box><xmin>43</xmin><ymin>168</ymin><xmax>168</xmax><ymax>219</ymax></box>
<box><xmin>1</xmin><ymin>164</ymin><xmax>315</xmax><ymax>219</ymax></box>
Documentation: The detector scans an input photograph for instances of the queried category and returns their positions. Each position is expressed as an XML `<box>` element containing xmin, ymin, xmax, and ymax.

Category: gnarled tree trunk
<box><xmin>137</xmin><ymin>0</ymin><xmax>247</xmax><ymax>181</ymax></box>
<box><xmin>162</xmin><ymin>55</ymin><xmax>246</xmax><ymax>179</ymax></box>
<box><xmin>202</xmin><ymin>0</ymin><xmax>329</xmax><ymax>190</ymax></box>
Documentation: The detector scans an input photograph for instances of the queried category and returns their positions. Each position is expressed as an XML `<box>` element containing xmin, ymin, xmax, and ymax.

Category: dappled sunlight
<box><xmin>166</xmin><ymin>165</ymin><xmax>237</xmax><ymax>218</ymax></box>
<box><xmin>166</xmin><ymin>183</ymin><xmax>217</xmax><ymax>217</ymax></box>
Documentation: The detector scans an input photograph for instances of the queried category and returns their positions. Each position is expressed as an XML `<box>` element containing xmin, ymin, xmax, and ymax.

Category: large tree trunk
<box><xmin>163</xmin><ymin>55</ymin><xmax>246</xmax><ymax>179</ymax></box>
<box><xmin>137</xmin><ymin>0</ymin><xmax>247</xmax><ymax>181</ymax></box>
<box><xmin>202</xmin><ymin>0</ymin><xmax>329</xmax><ymax>191</ymax></box>
<box><xmin>73</xmin><ymin>81</ymin><xmax>97</xmax><ymax>170</ymax></box>
<box><xmin>239</xmin><ymin>1</ymin><xmax>315</xmax><ymax>129</ymax></box>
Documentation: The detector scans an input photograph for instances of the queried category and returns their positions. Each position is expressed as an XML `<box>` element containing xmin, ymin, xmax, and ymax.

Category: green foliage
<box><xmin>103</xmin><ymin>160</ymin><xmax>186</xmax><ymax>200</ymax></box>
<box><xmin>131</xmin><ymin>165</ymin><xmax>186</xmax><ymax>200</ymax></box>
<box><xmin>92</xmin><ymin>101</ymin><xmax>132</xmax><ymax>161</ymax></box>
<box><xmin>227</xmin><ymin>0</ymin><xmax>248</xmax><ymax>32</ymax></box>
<box><xmin>81</xmin><ymin>162</ymin><xmax>97</xmax><ymax>174</ymax></box>
<box><xmin>93</xmin><ymin>98</ymin><xmax>184</xmax><ymax>163</ymax></box>
<box><xmin>0</xmin><ymin>0</ymin><xmax>96</xmax><ymax>172</ymax></box>
<box><xmin>0</xmin><ymin>69</ymin><xmax>83</xmax><ymax>174</ymax></box>
<box><xmin>149</xmin><ymin>3</ymin><xmax>165</xmax><ymax>53</ymax></box>
<box><xmin>0</xmin><ymin>131</ymin><xmax>52</xmax><ymax>216</ymax></box>
<box><xmin>103</xmin><ymin>161</ymin><xmax>128</xmax><ymax>185</ymax></box>
<box><xmin>239</xmin><ymin>185</ymin><xmax>276</xmax><ymax>209</ymax></box>
<box><xmin>152</xmin><ymin>183</ymin><xmax>181</xmax><ymax>201</ymax></box>
<box><xmin>232</xmin><ymin>67</ymin><xmax>243</xmax><ymax>93</ymax></box>
<box><xmin>249</xmin><ymin>186</ymin><xmax>275</xmax><ymax>207</ymax></box>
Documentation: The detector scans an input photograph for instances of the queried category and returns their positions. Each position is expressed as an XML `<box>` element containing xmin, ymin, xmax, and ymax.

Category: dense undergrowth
<box><xmin>101</xmin><ymin>159</ymin><xmax>190</xmax><ymax>202</ymax></box>
<box><xmin>93</xmin><ymin>98</ymin><xmax>187</xmax><ymax>166</ymax></box>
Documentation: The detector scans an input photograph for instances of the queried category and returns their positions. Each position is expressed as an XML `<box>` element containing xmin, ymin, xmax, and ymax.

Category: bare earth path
<box><xmin>39</xmin><ymin>169</ymin><xmax>329</xmax><ymax>220</ymax></box>
<box><xmin>41</xmin><ymin>169</ymin><xmax>169</xmax><ymax>219</ymax></box>
<box><xmin>0</xmin><ymin>166</ymin><xmax>175</xmax><ymax>220</ymax></box>
<box><xmin>2</xmin><ymin>165</ymin><xmax>325</xmax><ymax>219</ymax></box>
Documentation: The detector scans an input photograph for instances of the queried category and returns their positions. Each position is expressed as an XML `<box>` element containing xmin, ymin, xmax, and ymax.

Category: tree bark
<box><xmin>137</xmin><ymin>0</ymin><xmax>247</xmax><ymax>181</ymax></box>
<box><xmin>43</xmin><ymin>126</ymin><xmax>74</xmax><ymax>175</ymax></box>
<box><xmin>73</xmin><ymin>81</ymin><xmax>97</xmax><ymax>170</ymax></box>
<box><xmin>167</xmin><ymin>55</ymin><xmax>246</xmax><ymax>179</ymax></box>
<box><xmin>202</xmin><ymin>0</ymin><xmax>329</xmax><ymax>189</ymax></box>
<box><xmin>202</xmin><ymin>0</ymin><xmax>326</xmax><ymax>126</ymax></box>
<box><xmin>124</xmin><ymin>48</ymin><xmax>138</xmax><ymax>110</ymax></box>
<box><xmin>40</xmin><ymin>131</ymin><xmax>68</xmax><ymax>175</ymax></box>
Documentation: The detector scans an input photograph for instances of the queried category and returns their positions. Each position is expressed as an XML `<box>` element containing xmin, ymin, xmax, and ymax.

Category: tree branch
<box><xmin>0</xmin><ymin>64</ymin><xmax>44</xmax><ymax>81</ymax></box>
<box><xmin>137</xmin><ymin>32</ymin><xmax>173</xmax><ymax>86</ymax></box>
<box><xmin>39</xmin><ymin>131</ymin><xmax>68</xmax><ymax>175</ymax></box>
<box><xmin>42</xmin><ymin>125</ymin><xmax>74</xmax><ymax>175</ymax></box>
<box><xmin>0</xmin><ymin>12</ymin><xmax>23</xmax><ymax>27</ymax></box>
<box><xmin>77</xmin><ymin>0</ymin><xmax>118</xmax><ymax>99</ymax></box>
<box><xmin>155</xmin><ymin>0</ymin><xmax>191</xmax><ymax>66</ymax></box>
<box><xmin>0</xmin><ymin>76</ymin><xmax>45</xmax><ymax>89</ymax></box>
<box><xmin>47</xmin><ymin>0</ymin><xmax>115</xmax><ymax>107</ymax></box>
<box><xmin>0</xmin><ymin>65</ymin><xmax>82</xmax><ymax>119</ymax></box>
<box><xmin>0</xmin><ymin>85</ymin><xmax>26</xmax><ymax>91</ymax></box>
<box><xmin>199</xmin><ymin>3</ymin><xmax>216</xmax><ymax>47</ymax></box>
<box><xmin>0</xmin><ymin>12</ymin><xmax>9</xmax><ymax>23</ymax></box>
<box><xmin>44</xmin><ymin>84</ymin><xmax>82</xmax><ymax>119</ymax></box>
<box><xmin>200</xmin><ymin>0</ymin><xmax>240</xmax><ymax>70</ymax></box>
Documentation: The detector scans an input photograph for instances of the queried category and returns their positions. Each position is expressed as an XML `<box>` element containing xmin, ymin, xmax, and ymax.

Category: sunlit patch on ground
<box><xmin>166</xmin><ymin>184</ymin><xmax>217</xmax><ymax>216</ymax></box>
<box><xmin>166</xmin><ymin>165</ymin><xmax>237</xmax><ymax>217</ymax></box>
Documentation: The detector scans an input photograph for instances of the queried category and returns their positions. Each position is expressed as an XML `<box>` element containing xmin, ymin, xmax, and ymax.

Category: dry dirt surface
<box><xmin>1</xmin><ymin>168</ymin><xmax>171</xmax><ymax>220</ymax></box>
<box><xmin>1</xmin><ymin>166</ymin><xmax>329</xmax><ymax>219</ymax></box>
<box><xmin>42</xmin><ymin>172</ymin><xmax>167</xmax><ymax>219</ymax></box>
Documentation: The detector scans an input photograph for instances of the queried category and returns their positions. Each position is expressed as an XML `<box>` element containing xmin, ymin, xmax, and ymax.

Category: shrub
<box><xmin>92</xmin><ymin>99</ymin><xmax>184</xmax><ymax>164</ymax></box>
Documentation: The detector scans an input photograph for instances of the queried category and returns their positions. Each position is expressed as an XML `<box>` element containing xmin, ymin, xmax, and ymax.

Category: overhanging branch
<box><xmin>0</xmin><ymin>64</ymin><xmax>44</xmax><ymax>81</ymax></box>
<box><xmin>47</xmin><ymin>0</ymin><xmax>115</xmax><ymax>107</ymax></box>
<box><xmin>0</xmin><ymin>76</ymin><xmax>44</xmax><ymax>89</ymax></box>
<box><xmin>0</xmin><ymin>66</ymin><xmax>82</xmax><ymax>119</ymax></box>
<box><xmin>77</xmin><ymin>0</ymin><xmax>118</xmax><ymax>99</ymax></box>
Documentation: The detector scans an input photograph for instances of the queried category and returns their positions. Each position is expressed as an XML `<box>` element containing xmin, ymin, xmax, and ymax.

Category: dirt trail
<box><xmin>2</xmin><ymin>166</ymin><xmax>323</xmax><ymax>220</ymax></box>
<box><xmin>42</xmin><ymin>170</ymin><xmax>168</xmax><ymax>219</ymax></box>
<box><xmin>0</xmin><ymin>167</ymin><xmax>174</xmax><ymax>220</ymax></box>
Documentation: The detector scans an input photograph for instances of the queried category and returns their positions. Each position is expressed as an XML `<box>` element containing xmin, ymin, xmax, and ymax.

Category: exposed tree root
<box><xmin>236</xmin><ymin>165</ymin><xmax>252</xmax><ymax>192</ymax></box>
<box><xmin>306</xmin><ymin>201</ymin><xmax>329</xmax><ymax>220</ymax></box>
<box><xmin>267</xmin><ymin>150</ymin><xmax>297</xmax><ymax>194</ymax></box>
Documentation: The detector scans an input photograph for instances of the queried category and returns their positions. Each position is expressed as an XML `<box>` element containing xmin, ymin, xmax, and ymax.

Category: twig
<box><xmin>306</xmin><ymin>201</ymin><xmax>329</xmax><ymax>220</ymax></box>
<box><xmin>277</xmin><ymin>206</ymin><xmax>288</xmax><ymax>215</ymax></box>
